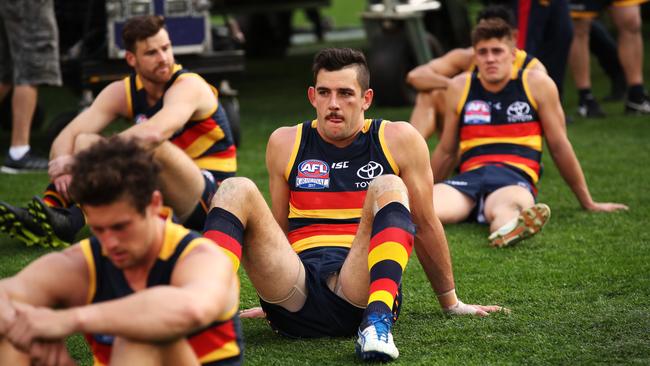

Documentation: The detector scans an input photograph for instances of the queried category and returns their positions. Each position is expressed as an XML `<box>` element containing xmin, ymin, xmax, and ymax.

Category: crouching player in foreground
<box><xmin>0</xmin><ymin>137</ymin><xmax>242</xmax><ymax>366</ymax></box>
<box><xmin>202</xmin><ymin>48</ymin><xmax>502</xmax><ymax>362</ymax></box>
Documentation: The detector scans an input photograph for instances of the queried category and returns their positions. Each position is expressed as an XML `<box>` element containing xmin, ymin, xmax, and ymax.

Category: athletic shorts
<box><xmin>183</xmin><ymin>170</ymin><xmax>218</xmax><ymax>231</ymax></box>
<box><xmin>443</xmin><ymin>165</ymin><xmax>536</xmax><ymax>223</ymax></box>
<box><xmin>0</xmin><ymin>0</ymin><xmax>61</xmax><ymax>85</ymax></box>
<box><xmin>569</xmin><ymin>0</ymin><xmax>648</xmax><ymax>18</ymax></box>
<box><xmin>259</xmin><ymin>247</ymin><xmax>366</xmax><ymax>338</ymax></box>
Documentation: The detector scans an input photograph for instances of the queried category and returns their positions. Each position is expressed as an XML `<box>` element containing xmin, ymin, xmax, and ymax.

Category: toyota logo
<box><xmin>507</xmin><ymin>101</ymin><xmax>530</xmax><ymax>117</ymax></box>
<box><xmin>357</xmin><ymin>161</ymin><xmax>383</xmax><ymax>179</ymax></box>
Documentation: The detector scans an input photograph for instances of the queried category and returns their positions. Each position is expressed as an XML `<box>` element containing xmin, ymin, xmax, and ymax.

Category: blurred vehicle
<box><xmin>49</xmin><ymin>0</ymin><xmax>245</xmax><ymax>146</ymax></box>
<box><xmin>363</xmin><ymin>0</ymin><xmax>471</xmax><ymax>106</ymax></box>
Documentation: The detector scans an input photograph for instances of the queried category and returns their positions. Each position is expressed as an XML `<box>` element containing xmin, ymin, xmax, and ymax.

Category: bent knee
<box><xmin>211</xmin><ymin>177</ymin><xmax>258</xmax><ymax>206</ymax></box>
<box><xmin>368</xmin><ymin>175</ymin><xmax>409</xmax><ymax>212</ymax></box>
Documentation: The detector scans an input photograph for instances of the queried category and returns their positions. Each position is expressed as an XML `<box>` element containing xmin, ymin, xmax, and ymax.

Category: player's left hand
<box><xmin>48</xmin><ymin>155</ymin><xmax>74</xmax><ymax>181</ymax></box>
<box><xmin>443</xmin><ymin>300</ymin><xmax>508</xmax><ymax>317</ymax></box>
<box><xmin>7</xmin><ymin>302</ymin><xmax>77</xmax><ymax>352</ymax></box>
<box><xmin>585</xmin><ymin>202</ymin><xmax>629</xmax><ymax>212</ymax></box>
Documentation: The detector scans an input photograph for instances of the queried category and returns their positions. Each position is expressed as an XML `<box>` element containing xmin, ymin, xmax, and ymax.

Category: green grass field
<box><xmin>1</xmin><ymin>3</ymin><xmax>650</xmax><ymax>365</ymax></box>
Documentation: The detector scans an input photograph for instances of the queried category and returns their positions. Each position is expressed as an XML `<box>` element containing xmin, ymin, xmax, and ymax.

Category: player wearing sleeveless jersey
<box><xmin>0</xmin><ymin>15</ymin><xmax>236</xmax><ymax>248</ymax></box>
<box><xmin>431</xmin><ymin>18</ymin><xmax>627</xmax><ymax>248</ymax></box>
<box><xmin>201</xmin><ymin>48</ymin><xmax>503</xmax><ymax>363</ymax></box>
<box><xmin>406</xmin><ymin>5</ymin><xmax>546</xmax><ymax>143</ymax></box>
<box><xmin>0</xmin><ymin>137</ymin><xmax>241</xmax><ymax>366</ymax></box>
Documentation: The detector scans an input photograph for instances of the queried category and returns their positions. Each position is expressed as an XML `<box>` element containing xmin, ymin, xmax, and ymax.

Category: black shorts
<box><xmin>259</xmin><ymin>247</ymin><xmax>365</xmax><ymax>338</ymax></box>
<box><xmin>183</xmin><ymin>171</ymin><xmax>218</xmax><ymax>231</ymax></box>
<box><xmin>443</xmin><ymin>165</ymin><xmax>535</xmax><ymax>223</ymax></box>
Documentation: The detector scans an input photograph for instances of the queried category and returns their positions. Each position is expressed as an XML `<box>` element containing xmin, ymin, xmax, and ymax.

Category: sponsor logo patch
<box><xmin>464</xmin><ymin>100</ymin><xmax>491</xmax><ymax>124</ymax></box>
<box><xmin>296</xmin><ymin>159</ymin><xmax>330</xmax><ymax>189</ymax></box>
<box><xmin>357</xmin><ymin>161</ymin><xmax>384</xmax><ymax>180</ymax></box>
<box><xmin>507</xmin><ymin>101</ymin><xmax>533</xmax><ymax>122</ymax></box>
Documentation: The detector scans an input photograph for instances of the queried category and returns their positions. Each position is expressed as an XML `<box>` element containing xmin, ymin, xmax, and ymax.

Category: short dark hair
<box><xmin>477</xmin><ymin>5</ymin><xmax>516</xmax><ymax>28</ymax></box>
<box><xmin>471</xmin><ymin>18</ymin><xmax>514</xmax><ymax>46</ymax></box>
<box><xmin>122</xmin><ymin>15</ymin><xmax>166</xmax><ymax>53</ymax></box>
<box><xmin>69</xmin><ymin>136</ymin><xmax>160</xmax><ymax>215</ymax></box>
<box><xmin>312</xmin><ymin>48</ymin><xmax>370</xmax><ymax>91</ymax></box>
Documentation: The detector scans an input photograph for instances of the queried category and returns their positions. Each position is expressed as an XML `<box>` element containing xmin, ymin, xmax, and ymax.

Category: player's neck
<box><xmin>123</xmin><ymin>217</ymin><xmax>166</xmax><ymax>291</ymax></box>
<box><xmin>478</xmin><ymin>75</ymin><xmax>510</xmax><ymax>93</ymax></box>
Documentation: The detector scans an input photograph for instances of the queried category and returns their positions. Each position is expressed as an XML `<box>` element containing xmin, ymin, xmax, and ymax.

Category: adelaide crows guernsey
<box><xmin>285</xmin><ymin>119</ymin><xmax>398</xmax><ymax>253</ymax></box>
<box><xmin>456</xmin><ymin>69</ymin><xmax>543</xmax><ymax>184</ymax></box>
<box><xmin>79</xmin><ymin>216</ymin><xmax>242</xmax><ymax>366</ymax></box>
<box><xmin>124</xmin><ymin>64</ymin><xmax>237</xmax><ymax>182</ymax></box>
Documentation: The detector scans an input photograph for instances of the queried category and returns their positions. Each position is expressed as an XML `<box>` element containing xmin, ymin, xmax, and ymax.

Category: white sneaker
<box><xmin>488</xmin><ymin>203</ymin><xmax>551</xmax><ymax>248</ymax></box>
<box><xmin>355</xmin><ymin>313</ymin><xmax>399</xmax><ymax>362</ymax></box>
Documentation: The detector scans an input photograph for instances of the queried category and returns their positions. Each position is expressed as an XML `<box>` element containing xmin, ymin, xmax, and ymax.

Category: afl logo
<box><xmin>296</xmin><ymin>159</ymin><xmax>330</xmax><ymax>189</ymax></box>
<box><xmin>464</xmin><ymin>100</ymin><xmax>491</xmax><ymax>125</ymax></box>
<box><xmin>357</xmin><ymin>161</ymin><xmax>383</xmax><ymax>180</ymax></box>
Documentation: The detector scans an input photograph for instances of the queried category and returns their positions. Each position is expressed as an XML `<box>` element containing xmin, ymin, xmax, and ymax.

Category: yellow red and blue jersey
<box><xmin>79</xmin><ymin>215</ymin><xmax>242</xmax><ymax>366</ymax></box>
<box><xmin>456</xmin><ymin>69</ymin><xmax>543</xmax><ymax>185</ymax></box>
<box><xmin>284</xmin><ymin>119</ymin><xmax>398</xmax><ymax>253</ymax></box>
<box><xmin>124</xmin><ymin>64</ymin><xmax>236</xmax><ymax>182</ymax></box>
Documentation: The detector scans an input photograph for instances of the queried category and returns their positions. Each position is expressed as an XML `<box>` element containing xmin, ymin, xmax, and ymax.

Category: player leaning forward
<box><xmin>0</xmin><ymin>137</ymin><xmax>242</xmax><ymax>366</ymax></box>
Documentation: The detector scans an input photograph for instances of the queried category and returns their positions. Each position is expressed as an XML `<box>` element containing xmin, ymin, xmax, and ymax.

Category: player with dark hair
<box><xmin>0</xmin><ymin>136</ymin><xmax>242</xmax><ymax>365</ymax></box>
<box><xmin>202</xmin><ymin>47</ymin><xmax>502</xmax><ymax>362</ymax></box>
<box><xmin>406</xmin><ymin>5</ymin><xmax>546</xmax><ymax>143</ymax></box>
<box><xmin>431</xmin><ymin>19</ymin><xmax>627</xmax><ymax>248</ymax></box>
<box><xmin>0</xmin><ymin>15</ymin><xmax>236</xmax><ymax>248</ymax></box>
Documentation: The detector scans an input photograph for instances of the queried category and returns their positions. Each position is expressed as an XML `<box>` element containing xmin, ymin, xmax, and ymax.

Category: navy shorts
<box><xmin>183</xmin><ymin>170</ymin><xmax>217</xmax><ymax>231</ymax></box>
<box><xmin>443</xmin><ymin>165</ymin><xmax>535</xmax><ymax>223</ymax></box>
<box><xmin>259</xmin><ymin>247</ymin><xmax>365</xmax><ymax>338</ymax></box>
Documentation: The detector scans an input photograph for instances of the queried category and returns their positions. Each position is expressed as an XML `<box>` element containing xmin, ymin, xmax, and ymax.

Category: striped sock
<box><xmin>364</xmin><ymin>202</ymin><xmax>415</xmax><ymax>321</ymax></box>
<box><xmin>43</xmin><ymin>183</ymin><xmax>70</xmax><ymax>208</ymax></box>
<box><xmin>203</xmin><ymin>207</ymin><xmax>244</xmax><ymax>272</ymax></box>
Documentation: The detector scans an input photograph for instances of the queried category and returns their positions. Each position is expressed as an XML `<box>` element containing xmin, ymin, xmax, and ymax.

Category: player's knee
<box><xmin>211</xmin><ymin>177</ymin><xmax>258</xmax><ymax>207</ymax></box>
<box><xmin>368</xmin><ymin>175</ymin><xmax>409</xmax><ymax>213</ymax></box>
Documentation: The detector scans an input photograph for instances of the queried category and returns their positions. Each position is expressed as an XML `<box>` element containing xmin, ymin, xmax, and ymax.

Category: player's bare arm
<box><xmin>120</xmin><ymin>75</ymin><xmax>214</xmax><ymax>145</ymax></box>
<box><xmin>385</xmin><ymin>121</ymin><xmax>503</xmax><ymax>316</ymax></box>
<box><xmin>406</xmin><ymin>48</ymin><xmax>474</xmax><ymax>91</ymax></box>
<box><xmin>430</xmin><ymin>73</ymin><xmax>466</xmax><ymax>181</ymax></box>
<box><xmin>266</xmin><ymin>125</ymin><xmax>298</xmax><ymax>234</ymax></box>
<box><xmin>49</xmin><ymin>81</ymin><xmax>129</xmax><ymax>160</ymax></box>
<box><xmin>8</xmin><ymin>241</ymin><xmax>236</xmax><ymax>350</ymax></box>
<box><xmin>528</xmin><ymin>70</ymin><xmax>628</xmax><ymax>212</ymax></box>
<box><xmin>1</xmin><ymin>246</ymin><xmax>89</xmax><ymax>311</ymax></box>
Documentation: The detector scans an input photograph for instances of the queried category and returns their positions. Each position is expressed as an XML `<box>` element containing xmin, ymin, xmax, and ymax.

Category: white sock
<box><xmin>9</xmin><ymin>145</ymin><xmax>30</xmax><ymax>160</ymax></box>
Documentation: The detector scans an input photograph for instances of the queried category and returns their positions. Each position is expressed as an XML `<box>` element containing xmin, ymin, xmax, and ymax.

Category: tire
<box><xmin>236</xmin><ymin>12</ymin><xmax>292</xmax><ymax>58</ymax></box>
<box><xmin>46</xmin><ymin>110</ymin><xmax>79</xmax><ymax>147</ymax></box>
<box><xmin>220</xmin><ymin>97</ymin><xmax>241</xmax><ymax>148</ymax></box>
<box><xmin>367</xmin><ymin>31</ymin><xmax>417</xmax><ymax>107</ymax></box>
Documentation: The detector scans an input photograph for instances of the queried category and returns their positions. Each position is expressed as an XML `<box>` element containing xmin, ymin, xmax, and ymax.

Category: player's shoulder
<box><xmin>269</xmin><ymin>124</ymin><xmax>300</xmax><ymax>145</ymax></box>
<box><xmin>382</xmin><ymin>120</ymin><xmax>422</xmax><ymax>145</ymax></box>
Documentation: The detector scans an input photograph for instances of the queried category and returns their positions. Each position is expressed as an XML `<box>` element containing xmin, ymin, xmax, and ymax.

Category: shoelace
<box><xmin>366</xmin><ymin>313</ymin><xmax>392</xmax><ymax>342</ymax></box>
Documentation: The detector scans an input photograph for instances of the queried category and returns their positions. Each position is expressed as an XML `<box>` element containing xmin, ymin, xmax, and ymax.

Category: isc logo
<box><xmin>298</xmin><ymin>159</ymin><xmax>330</xmax><ymax>178</ymax></box>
